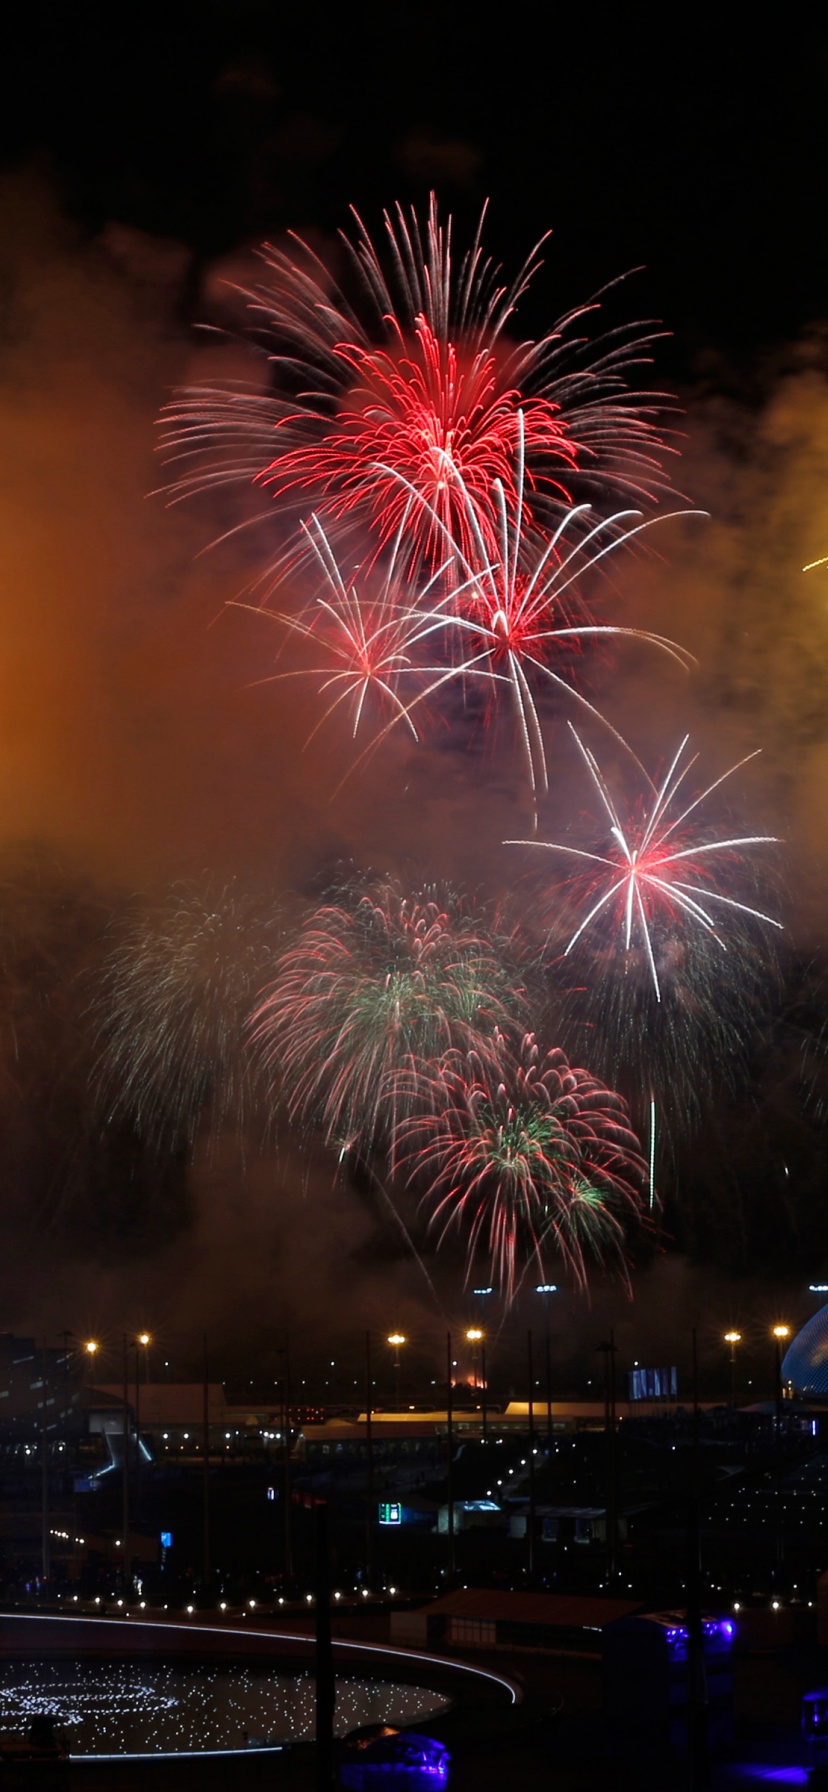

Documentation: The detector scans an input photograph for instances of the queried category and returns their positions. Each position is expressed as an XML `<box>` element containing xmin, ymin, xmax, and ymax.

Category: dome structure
<box><xmin>781</xmin><ymin>1304</ymin><xmax>828</xmax><ymax>1396</ymax></box>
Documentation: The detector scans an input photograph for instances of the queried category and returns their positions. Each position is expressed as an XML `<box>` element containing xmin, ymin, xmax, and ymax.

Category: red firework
<box><xmin>161</xmin><ymin>196</ymin><xmax>675</xmax><ymax>574</ymax></box>
<box><xmin>393</xmin><ymin>1030</ymin><xmax>646</xmax><ymax>1300</ymax></box>
<box><xmin>258</xmin><ymin>315</ymin><xmax>575</xmax><ymax>565</ymax></box>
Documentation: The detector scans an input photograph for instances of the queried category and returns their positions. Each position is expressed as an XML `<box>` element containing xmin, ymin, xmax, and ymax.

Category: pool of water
<box><xmin>0</xmin><ymin>1659</ymin><xmax>451</xmax><ymax>1756</ymax></box>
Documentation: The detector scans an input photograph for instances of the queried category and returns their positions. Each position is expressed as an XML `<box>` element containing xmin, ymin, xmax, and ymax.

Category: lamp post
<box><xmin>364</xmin><ymin>1332</ymin><xmax>374</xmax><ymax>1586</ymax></box>
<box><xmin>446</xmin><ymin>1331</ymin><xmax>455</xmax><ymax>1578</ymax></box>
<box><xmin>535</xmin><ymin>1285</ymin><xmax>558</xmax><ymax>1445</ymax></box>
<box><xmin>134</xmin><ymin>1333</ymin><xmax>151</xmax><ymax>1517</ymax></box>
<box><xmin>724</xmin><ymin>1331</ymin><xmax>741</xmax><ymax>1409</ymax></box>
<box><xmin>121</xmin><ymin>1335</ymin><xmax>130</xmax><ymax>1593</ymax></box>
<box><xmin>598</xmin><ymin>1332</ymin><xmax>618</xmax><ymax>1584</ymax></box>
<box><xmin>276</xmin><ymin>1340</ymin><xmax>293</xmax><ymax>1582</ymax></box>
<box><xmin>465</xmin><ymin>1328</ymin><xmax>486</xmax><ymax>1440</ymax></box>
<box><xmin>40</xmin><ymin>1342</ymin><xmax>50</xmax><ymax>1588</ymax></box>
<box><xmin>387</xmin><ymin>1334</ymin><xmax>406</xmax><ymax>1413</ymax></box>
<box><xmin>772</xmin><ymin>1324</ymin><xmax>791</xmax><ymax>1576</ymax></box>
<box><xmin>526</xmin><ymin>1330</ymin><xmax>536</xmax><ymax>1579</ymax></box>
<box><xmin>84</xmin><ymin>1339</ymin><xmax>99</xmax><ymax>1390</ymax></box>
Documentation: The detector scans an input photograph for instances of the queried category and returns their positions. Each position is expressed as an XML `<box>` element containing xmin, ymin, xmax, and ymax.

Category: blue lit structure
<box><xmin>339</xmin><ymin>1728</ymin><xmax>450</xmax><ymax>1789</ymax></box>
<box><xmin>803</xmin><ymin>1687</ymin><xmax>828</xmax><ymax>1770</ymax></box>
<box><xmin>627</xmin><ymin>1366</ymin><xmax>678</xmax><ymax>1401</ymax></box>
<box><xmin>603</xmin><ymin>1611</ymin><xmax>734</xmax><ymax>1757</ymax></box>
<box><xmin>781</xmin><ymin>1306</ymin><xmax>828</xmax><ymax>1396</ymax></box>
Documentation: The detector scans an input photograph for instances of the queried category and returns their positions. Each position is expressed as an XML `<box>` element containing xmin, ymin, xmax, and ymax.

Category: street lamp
<box><xmin>121</xmin><ymin>1330</ymin><xmax>153</xmax><ymax>1585</ymax></box>
<box><xmin>132</xmin><ymin>1334</ymin><xmax>152</xmax><ymax>1504</ymax></box>
<box><xmin>771</xmin><ymin>1324</ymin><xmax>791</xmax><ymax>1575</ymax></box>
<box><xmin>465</xmin><ymin>1328</ymin><xmax>487</xmax><ymax>1440</ymax></box>
<box><xmin>772</xmin><ymin>1325</ymin><xmax>791</xmax><ymax>1413</ymax></box>
<box><xmin>535</xmin><ymin>1285</ymin><xmax>558</xmax><ymax>1444</ymax></box>
<box><xmin>387</xmin><ymin>1335</ymin><xmax>406</xmax><ymax>1413</ymax></box>
<box><xmin>724</xmin><ymin>1331</ymin><xmax>741</xmax><ymax>1408</ymax></box>
<box><xmin>83</xmin><ymin>1340</ymin><xmax>100</xmax><ymax>1393</ymax></box>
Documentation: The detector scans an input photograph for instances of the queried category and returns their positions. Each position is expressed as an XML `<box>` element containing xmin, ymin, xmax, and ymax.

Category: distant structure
<box><xmin>781</xmin><ymin>1307</ymin><xmax>828</xmax><ymax>1396</ymax></box>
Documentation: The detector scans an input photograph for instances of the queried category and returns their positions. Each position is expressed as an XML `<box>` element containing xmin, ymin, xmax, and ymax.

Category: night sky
<box><xmin>0</xmin><ymin>6</ymin><xmax>825</xmax><ymax>1384</ymax></box>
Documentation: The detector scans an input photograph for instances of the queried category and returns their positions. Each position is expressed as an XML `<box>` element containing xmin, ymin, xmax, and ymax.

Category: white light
<box><xmin>186</xmin><ymin>1605</ymin><xmax>194</xmax><ymax>1614</ymax></box>
<box><xmin>334</xmin><ymin>1592</ymin><xmax>341</xmax><ymax>1601</ymax></box>
<box><xmin>248</xmin><ymin>1599</ymin><xmax>256</xmax><ymax>1609</ymax></box>
<box><xmin>772</xmin><ymin>1600</ymin><xmax>780</xmax><ymax>1610</ymax></box>
<box><xmin>306</xmin><ymin>1594</ymin><xmax>313</xmax><ymax>1605</ymax></box>
<box><xmin>389</xmin><ymin>1586</ymin><xmax>397</xmax><ymax>1595</ymax></box>
<box><xmin>219</xmin><ymin>1602</ymin><xmax>227</xmax><ymax>1612</ymax></box>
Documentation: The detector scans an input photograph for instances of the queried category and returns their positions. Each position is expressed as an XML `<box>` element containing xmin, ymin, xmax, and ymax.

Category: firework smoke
<box><xmin>93</xmin><ymin>876</ymin><xmax>283</xmax><ymax>1150</ymax></box>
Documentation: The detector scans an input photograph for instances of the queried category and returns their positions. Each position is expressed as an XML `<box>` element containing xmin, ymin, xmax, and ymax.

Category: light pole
<box><xmin>121</xmin><ymin>1335</ymin><xmax>130</xmax><ymax>1592</ymax></box>
<box><xmin>724</xmin><ymin>1331</ymin><xmax>741</xmax><ymax>1409</ymax></box>
<box><xmin>598</xmin><ymin>1332</ymin><xmax>618</xmax><ymax>1584</ymax></box>
<box><xmin>364</xmin><ymin>1332</ymin><xmax>374</xmax><ymax>1586</ymax></box>
<box><xmin>134</xmin><ymin>1333</ymin><xmax>151</xmax><ymax>1517</ymax></box>
<box><xmin>772</xmin><ymin>1325</ymin><xmax>791</xmax><ymax>1421</ymax></box>
<box><xmin>387</xmin><ymin>1334</ymin><xmax>406</xmax><ymax>1413</ymax></box>
<box><xmin>465</xmin><ymin>1329</ymin><xmax>486</xmax><ymax>1440</ymax></box>
<box><xmin>40</xmin><ymin>1342</ymin><xmax>50</xmax><ymax>1588</ymax></box>
<box><xmin>276</xmin><ymin>1340</ymin><xmax>293</xmax><ymax>1582</ymax></box>
<box><xmin>84</xmin><ymin>1339</ymin><xmax>99</xmax><ymax>1390</ymax></box>
<box><xmin>772</xmin><ymin>1324</ymin><xmax>791</xmax><ymax>1576</ymax></box>
<box><xmin>446</xmin><ymin>1331</ymin><xmax>455</xmax><ymax>1578</ymax></box>
<box><xmin>535</xmin><ymin>1284</ymin><xmax>558</xmax><ymax>1445</ymax></box>
<box><xmin>526</xmin><ymin>1330</ymin><xmax>536</xmax><ymax>1579</ymax></box>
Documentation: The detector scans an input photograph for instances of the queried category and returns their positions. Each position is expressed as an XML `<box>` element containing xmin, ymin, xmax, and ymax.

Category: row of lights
<box><xmin>723</xmin><ymin>1324</ymin><xmax>791</xmax><ymax>1347</ymax></box>
<box><xmin>81</xmin><ymin>1333</ymin><xmax>152</xmax><ymax>1358</ymax></box>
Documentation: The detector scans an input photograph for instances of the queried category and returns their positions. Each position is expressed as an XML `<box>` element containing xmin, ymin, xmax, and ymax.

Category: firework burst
<box><xmin>392</xmin><ymin>1030</ymin><xmax>646</xmax><ymax>1301</ymax></box>
<box><xmin>93</xmin><ymin>878</ymin><xmax>283</xmax><ymax>1149</ymax></box>
<box><xmin>389</xmin><ymin>421</ymin><xmax>697</xmax><ymax>817</ymax></box>
<box><xmin>251</xmin><ymin>881</ymin><xmax>527</xmax><ymax>1152</ymax></box>
<box><xmin>244</xmin><ymin>423</ymin><xmax>697</xmax><ymax>808</ymax></box>
<box><xmin>508</xmin><ymin>725</ymin><xmax>782</xmax><ymax>1001</ymax></box>
<box><xmin>161</xmin><ymin>195</ymin><xmax>676</xmax><ymax>576</ymax></box>
<box><xmin>236</xmin><ymin>507</ymin><xmax>456</xmax><ymax>755</ymax></box>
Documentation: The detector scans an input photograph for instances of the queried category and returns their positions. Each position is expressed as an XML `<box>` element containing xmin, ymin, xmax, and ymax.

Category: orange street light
<box><xmin>387</xmin><ymin>1334</ymin><xmax>406</xmax><ymax>1411</ymax></box>
<box><xmin>724</xmin><ymin>1331</ymin><xmax>741</xmax><ymax>1406</ymax></box>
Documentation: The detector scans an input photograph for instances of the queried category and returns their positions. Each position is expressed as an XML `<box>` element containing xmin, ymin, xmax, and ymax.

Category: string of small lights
<box><xmin>0</xmin><ymin>1660</ymin><xmax>449</xmax><ymax>1756</ymax></box>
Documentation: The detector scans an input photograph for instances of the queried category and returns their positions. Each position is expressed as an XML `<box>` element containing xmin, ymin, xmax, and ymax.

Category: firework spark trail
<box><xmin>229</xmin><ymin>420</ymin><xmax>697</xmax><ymax>806</ymax></box>
<box><xmin>349</xmin><ymin>422</ymin><xmax>700</xmax><ymax>817</ymax></box>
<box><xmin>392</xmin><ymin>1030</ymin><xmax>646</xmax><ymax>1302</ymax></box>
<box><xmin>93</xmin><ymin>879</ymin><xmax>283</xmax><ymax>1149</ymax></box>
<box><xmin>507</xmin><ymin>724</ymin><xmax>782</xmax><ymax>1001</ymax></box>
<box><xmin>160</xmin><ymin>195</ymin><xmax>677</xmax><ymax>578</ymax></box>
<box><xmin>251</xmin><ymin>882</ymin><xmax>527</xmax><ymax>1153</ymax></box>
<box><xmin>233</xmin><ymin>508</ymin><xmax>462</xmax><ymax>751</ymax></box>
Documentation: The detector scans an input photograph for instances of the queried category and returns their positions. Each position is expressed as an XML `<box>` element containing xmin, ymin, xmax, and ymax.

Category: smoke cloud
<box><xmin>0</xmin><ymin>171</ymin><xmax>826</xmax><ymax>1371</ymax></box>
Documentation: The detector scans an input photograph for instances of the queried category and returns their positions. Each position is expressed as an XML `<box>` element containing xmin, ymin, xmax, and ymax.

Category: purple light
<box><xmin>340</xmin><ymin>1732</ymin><xmax>450</xmax><ymax>1789</ymax></box>
<box><xmin>726</xmin><ymin>1770</ymin><xmax>807</xmax><ymax>1785</ymax></box>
